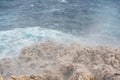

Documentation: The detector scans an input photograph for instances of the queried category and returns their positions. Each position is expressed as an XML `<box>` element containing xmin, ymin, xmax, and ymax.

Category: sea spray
<box><xmin>0</xmin><ymin>27</ymin><xmax>80</xmax><ymax>59</ymax></box>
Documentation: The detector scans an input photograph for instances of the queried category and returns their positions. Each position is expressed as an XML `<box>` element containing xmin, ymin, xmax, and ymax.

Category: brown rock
<box><xmin>10</xmin><ymin>76</ymin><xmax>17</xmax><ymax>80</ymax></box>
<box><xmin>70</xmin><ymin>70</ymin><xmax>94</xmax><ymax>80</ymax></box>
<box><xmin>59</xmin><ymin>63</ymin><xmax>74</xmax><ymax>77</ymax></box>
<box><xmin>9</xmin><ymin>75</ymin><xmax>46</xmax><ymax>80</ymax></box>
<box><xmin>43</xmin><ymin>69</ymin><xmax>63</xmax><ymax>80</ymax></box>
<box><xmin>0</xmin><ymin>76</ymin><xmax>3</xmax><ymax>80</ymax></box>
<box><xmin>70</xmin><ymin>64</ymin><xmax>95</xmax><ymax>80</ymax></box>
<box><xmin>103</xmin><ymin>72</ymin><xmax>120</xmax><ymax>80</ymax></box>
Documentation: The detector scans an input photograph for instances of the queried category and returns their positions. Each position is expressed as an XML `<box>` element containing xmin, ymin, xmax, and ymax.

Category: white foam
<box><xmin>59</xmin><ymin>0</ymin><xmax>67</xmax><ymax>3</ymax></box>
<box><xmin>0</xmin><ymin>27</ymin><xmax>118</xmax><ymax>59</ymax></box>
<box><xmin>0</xmin><ymin>27</ymin><xmax>81</xmax><ymax>59</ymax></box>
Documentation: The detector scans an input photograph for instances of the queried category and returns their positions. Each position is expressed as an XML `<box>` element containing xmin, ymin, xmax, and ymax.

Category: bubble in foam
<box><xmin>59</xmin><ymin>0</ymin><xmax>67</xmax><ymax>3</ymax></box>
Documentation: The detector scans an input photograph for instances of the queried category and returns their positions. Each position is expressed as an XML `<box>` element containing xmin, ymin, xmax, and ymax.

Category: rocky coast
<box><xmin>0</xmin><ymin>41</ymin><xmax>120</xmax><ymax>80</ymax></box>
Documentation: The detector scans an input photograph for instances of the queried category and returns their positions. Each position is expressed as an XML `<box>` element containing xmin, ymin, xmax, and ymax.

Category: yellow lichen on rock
<box><xmin>0</xmin><ymin>76</ymin><xmax>3</xmax><ymax>80</ymax></box>
<box><xmin>9</xmin><ymin>75</ymin><xmax>46</xmax><ymax>80</ymax></box>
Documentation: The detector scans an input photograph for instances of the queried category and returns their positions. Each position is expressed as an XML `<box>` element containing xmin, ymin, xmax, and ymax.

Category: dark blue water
<box><xmin>0</xmin><ymin>0</ymin><xmax>120</xmax><ymax>58</ymax></box>
<box><xmin>0</xmin><ymin>0</ymin><xmax>120</xmax><ymax>34</ymax></box>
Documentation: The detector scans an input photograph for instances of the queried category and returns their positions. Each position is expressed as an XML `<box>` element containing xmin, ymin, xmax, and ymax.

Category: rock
<box><xmin>103</xmin><ymin>72</ymin><xmax>120</xmax><ymax>80</ymax></box>
<box><xmin>0</xmin><ymin>76</ymin><xmax>3</xmax><ymax>80</ymax></box>
<box><xmin>43</xmin><ymin>69</ymin><xmax>63</xmax><ymax>80</ymax></box>
<box><xmin>70</xmin><ymin>71</ymin><xmax>94</xmax><ymax>80</ymax></box>
<box><xmin>70</xmin><ymin>64</ymin><xmax>94</xmax><ymax>80</ymax></box>
<box><xmin>10</xmin><ymin>75</ymin><xmax>46</xmax><ymax>80</ymax></box>
<box><xmin>0</xmin><ymin>41</ymin><xmax>120</xmax><ymax>80</ymax></box>
<box><xmin>10</xmin><ymin>75</ymin><xmax>17</xmax><ymax>80</ymax></box>
<box><xmin>59</xmin><ymin>63</ymin><xmax>74</xmax><ymax>77</ymax></box>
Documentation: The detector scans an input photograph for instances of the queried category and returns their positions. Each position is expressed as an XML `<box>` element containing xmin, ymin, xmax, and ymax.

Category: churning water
<box><xmin>0</xmin><ymin>0</ymin><xmax>120</xmax><ymax>58</ymax></box>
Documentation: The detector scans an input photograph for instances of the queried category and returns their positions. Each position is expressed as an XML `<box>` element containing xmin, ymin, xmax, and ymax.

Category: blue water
<box><xmin>0</xmin><ymin>0</ymin><xmax>120</xmax><ymax>58</ymax></box>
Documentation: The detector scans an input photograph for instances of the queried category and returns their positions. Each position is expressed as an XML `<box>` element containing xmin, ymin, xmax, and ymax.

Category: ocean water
<box><xmin>0</xmin><ymin>0</ymin><xmax>120</xmax><ymax>58</ymax></box>
<box><xmin>0</xmin><ymin>27</ymin><xmax>81</xmax><ymax>58</ymax></box>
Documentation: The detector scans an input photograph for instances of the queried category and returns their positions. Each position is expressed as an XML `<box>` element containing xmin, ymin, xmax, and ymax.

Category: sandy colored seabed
<box><xmin>0</xmin><ymin>41</ymin><xmax>120</xmax><ymax>80</ymax></box>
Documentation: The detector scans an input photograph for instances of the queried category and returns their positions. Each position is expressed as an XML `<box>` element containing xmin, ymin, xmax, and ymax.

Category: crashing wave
<box><xmin>0</xmin><ymin>27</ymin><xmax>119</xmax><ymax>59</ymax></box>
<box><xmin>0</xmin><ymin>27</ymin><xmax>80</xmax><ymax>59</ymax></box>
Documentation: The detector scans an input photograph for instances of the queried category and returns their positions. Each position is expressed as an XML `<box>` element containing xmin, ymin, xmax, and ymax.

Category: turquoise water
<box><xmin>0</xmin><ymin>27</ymin><xmax>119</xmax><ymax>59</ymax></box>
<box><xmin>0</xmin><ymin>27</ymin><xmax>81</xmax><ymax>58</ymax></box>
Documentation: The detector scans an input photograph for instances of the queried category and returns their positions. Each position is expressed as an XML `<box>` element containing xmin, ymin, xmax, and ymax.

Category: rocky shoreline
<box><xmin>0</xmin><ymin>41</ymin><xmax>120</xmax><ymax>80</ymax></box>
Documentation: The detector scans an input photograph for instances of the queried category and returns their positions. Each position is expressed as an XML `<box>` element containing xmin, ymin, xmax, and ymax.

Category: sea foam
<box><xmin>0</xmin><ymin>27</ymin><xmax>80</xmax><ymax>59</ymax></box>
<box><xmin>0</xmin><ymin>27</ymin><xmax>119</xmax><ymax>59</ymax></box>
